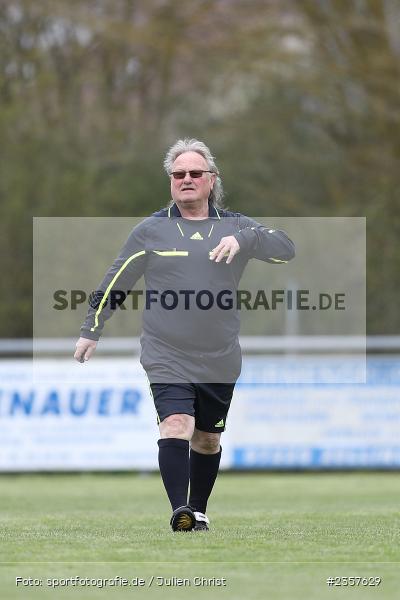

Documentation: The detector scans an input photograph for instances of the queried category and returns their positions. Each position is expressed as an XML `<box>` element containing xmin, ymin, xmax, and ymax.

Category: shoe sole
<box><xmin>193</xmin><ymin>524</ymin><xmax>209</xmax><ymax>531</ymax></box>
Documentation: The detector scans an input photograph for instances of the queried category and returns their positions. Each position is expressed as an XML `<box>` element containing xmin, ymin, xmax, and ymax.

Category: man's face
<box><xmin>170</xmin><ymin>151</ymin><xmax>215</xmax><ymax>206</ymax></box>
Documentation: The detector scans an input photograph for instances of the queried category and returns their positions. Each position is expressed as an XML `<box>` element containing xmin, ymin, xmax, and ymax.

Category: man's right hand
<box><xmin>74</xmin><ymin>337</ymin><xmax>97</xmax><ymax>363</ymax></box>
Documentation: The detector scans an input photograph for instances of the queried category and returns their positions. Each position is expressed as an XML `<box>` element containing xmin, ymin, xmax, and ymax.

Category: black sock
<box><xmin>189</xmin><ymin>446</ymin><xmax>222</xmax><ymax>514</ymax></box>
<box><xmin>158</xmin><ymin>438</ymin><xmax>190</xmax><ymax>511</ymax></box>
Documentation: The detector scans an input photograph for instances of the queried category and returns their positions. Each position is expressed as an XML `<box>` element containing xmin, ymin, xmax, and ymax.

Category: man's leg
<box><xmin>158</xmin><ymin>413</ymin><xmax>195</xmax><ymax>511</ymax></box>
<box><xmin>189</xmin><ymin>428</ymin><xmax>222</xmax><ymax>515</ymax></box>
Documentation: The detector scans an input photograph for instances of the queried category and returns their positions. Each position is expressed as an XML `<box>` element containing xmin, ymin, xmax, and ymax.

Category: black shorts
<box><xmin>149</xmin><ymin>382</ymin><xmax>235</xmax><ymax>433</ymax></box>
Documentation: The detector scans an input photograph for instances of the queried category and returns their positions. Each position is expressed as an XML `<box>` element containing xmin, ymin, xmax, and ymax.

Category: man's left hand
<box><xmin>209</xmin><ymin>236</ymin><xmax>240</xmax><ymax>264</ymax></box>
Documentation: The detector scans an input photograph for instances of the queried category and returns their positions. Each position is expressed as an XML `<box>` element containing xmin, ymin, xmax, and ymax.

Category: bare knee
<box><xmin>159</xmin><ymin>414</ymin><xmax>195</xmax><ymax>440</ymax></box>
<box><xmin>191</xmin><ymin>429</ymin><xmax>221</xmax><ymax>454</ymax></box>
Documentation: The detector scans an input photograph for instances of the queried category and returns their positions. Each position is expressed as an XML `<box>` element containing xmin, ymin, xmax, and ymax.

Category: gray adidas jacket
<box><xmin>80</xmin><ymin>202</ymin><xmax>295</xmax><ymax>383</ymax></box>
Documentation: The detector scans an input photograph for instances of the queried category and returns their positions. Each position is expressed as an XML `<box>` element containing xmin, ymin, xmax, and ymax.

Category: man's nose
<box><xmin>183</xmin><ymin>172</ymin><xmax>192</xmax><ymax>182</ymax></box>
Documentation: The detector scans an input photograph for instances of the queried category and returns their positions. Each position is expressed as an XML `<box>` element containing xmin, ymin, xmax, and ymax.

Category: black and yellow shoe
<box><xmin>170</xmin><ymin>505</ymin><xmax>196</xmax><ymax>532</ymax></box>
<box><xmin>193</xmin><ymin>511</ymin><xmax>210</xmax><ymax>531</ymax></box>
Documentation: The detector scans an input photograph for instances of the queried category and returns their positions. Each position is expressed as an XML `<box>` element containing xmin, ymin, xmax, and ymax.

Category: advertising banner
<box><xmin>0</xmin><ymin>356</ymin><xmax>399</xmax><ymax>471</ymax></box>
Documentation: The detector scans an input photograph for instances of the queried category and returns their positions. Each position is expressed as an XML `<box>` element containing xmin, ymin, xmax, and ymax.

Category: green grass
<box><xmin>0</xmin><ymin>473</ymin><xmax>399</xmax><ymax>599</ymax></box>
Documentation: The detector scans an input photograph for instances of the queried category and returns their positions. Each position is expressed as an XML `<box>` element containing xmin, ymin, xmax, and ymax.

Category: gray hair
<box><xmin>163</xmin><ymin>138</ymin><xmax>224</xmax><ymax>208</ymax></box>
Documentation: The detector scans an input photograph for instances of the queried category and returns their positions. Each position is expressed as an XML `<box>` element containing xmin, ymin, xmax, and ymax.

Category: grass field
<box><xmin>1</xmin><ymin>472</ymin><xmax>399</xmax><ymax>599</ymax></box>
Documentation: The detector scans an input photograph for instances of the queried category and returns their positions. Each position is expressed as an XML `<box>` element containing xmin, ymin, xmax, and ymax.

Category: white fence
<box><xmin>1</xmin><ymin>335</ymin><xmax>400</xmax><ymax>354</ymax></box>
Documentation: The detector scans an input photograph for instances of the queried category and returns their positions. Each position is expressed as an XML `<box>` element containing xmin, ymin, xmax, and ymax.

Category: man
<box><xmin>74</xmin><ymin>138</ymin><xmax>295</xmax><ymax>532</ymax></box>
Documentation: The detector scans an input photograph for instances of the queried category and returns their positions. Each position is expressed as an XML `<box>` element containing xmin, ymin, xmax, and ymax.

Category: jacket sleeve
<box><xmin>234</xmin><ymin>215</ymin><xmax>295</xmax><ymax>263</ymax></box>
<box><xmin>80</xmin><ymin>220</ymin><xmax>148</xmax><ymax>341</ymax></box>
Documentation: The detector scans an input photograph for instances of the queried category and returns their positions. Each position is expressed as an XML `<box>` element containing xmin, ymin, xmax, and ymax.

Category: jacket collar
<box><xmin>168</xmin><ymin>201</ymin><xmax>221</xmax><ymax>220</ymax></box>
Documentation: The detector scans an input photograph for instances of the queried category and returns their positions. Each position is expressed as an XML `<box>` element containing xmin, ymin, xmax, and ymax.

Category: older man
<box><xmin>74</xmin><ymin>138</ymin><xmax>295</xmax><ymax>531</ymax></box>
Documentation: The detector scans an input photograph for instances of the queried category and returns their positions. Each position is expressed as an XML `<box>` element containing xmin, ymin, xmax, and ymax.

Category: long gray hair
<box><xmin>163</xmin><ymin>138</ymin><xmax>225</xmax><ymax>208</ymax></box>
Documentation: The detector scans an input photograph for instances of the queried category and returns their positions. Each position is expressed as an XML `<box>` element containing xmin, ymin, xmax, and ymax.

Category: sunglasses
<box><xmin>170</xmin><ymin>170</ymin><xmax>215</xmax><ymax>180</ymax></box>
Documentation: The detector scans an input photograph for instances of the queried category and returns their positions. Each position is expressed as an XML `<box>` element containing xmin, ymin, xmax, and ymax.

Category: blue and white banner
<box><xmin>0</xmin><ymin>356</ymin><xmax>399</xmax><ymax>470</ymax></box>
<box><xmin>0</xmin><ymin>359</ymin><xmax>158</xmax><ymax>470</ymax></box>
